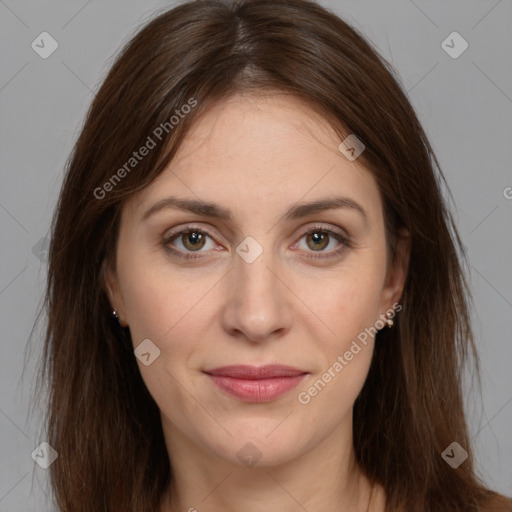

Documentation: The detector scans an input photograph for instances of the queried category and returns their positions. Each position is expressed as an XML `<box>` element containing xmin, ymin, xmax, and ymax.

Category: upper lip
<box><xmin>204</xmin><ymin>365</ymin><xmax>308</xmax><ymax>379</ymax></box>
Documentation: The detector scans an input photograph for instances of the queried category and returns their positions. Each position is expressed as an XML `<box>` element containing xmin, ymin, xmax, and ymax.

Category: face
<box><xmin>106</xmin><ymin>92</ymin><xmax>408</xmax><ymax>468</ymax></box>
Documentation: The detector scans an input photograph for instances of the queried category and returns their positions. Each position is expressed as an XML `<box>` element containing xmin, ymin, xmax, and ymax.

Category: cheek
<box><xmin>117</xmin><ymin>264</ymin><xmax>206</xmax><ymax>414</ymax></box>
<box><xmin>296</xmin><ymin>254</ymin><xmax>386</xmax><ymax>408</ymax></box>
<box><xmin>117</xmin><ymin>254</ymin><xmax>216</xmax><ymax>387</ymax></box>
<box><xmin>296</xmin><ymin>274</ymin><xmax>383</xmax><ymax>423</ymax></box>
<box><xmin>337</xmin><ymin>275</ymin><xmax>384</xmax><ymax>337</ymax></box>
<box><xmin>117</xmin><ymin>246</ymin><xmax>204</xmax><ymax>343</ymax></box>
<box><xmin>119</xmin><ymin>271</ymin><xmax>173</xmax><ymax>344</ymax></box>
<box><xmin>301</xmin><ymin>260</ymin><xmax>386</xmax><ymax>351</ymax></box>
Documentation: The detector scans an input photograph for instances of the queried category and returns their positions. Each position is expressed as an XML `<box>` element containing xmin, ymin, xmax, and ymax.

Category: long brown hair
<box><xmin>33</xmin><ymin>0</ymin><xmax>512</xmax><ymax>510</ymax></box>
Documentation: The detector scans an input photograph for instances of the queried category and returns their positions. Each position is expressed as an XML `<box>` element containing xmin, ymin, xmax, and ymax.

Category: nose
<box><xmin>219</xmin><ymin>246</ymin><xmax>293</xmax><ymax>343</ymax></box>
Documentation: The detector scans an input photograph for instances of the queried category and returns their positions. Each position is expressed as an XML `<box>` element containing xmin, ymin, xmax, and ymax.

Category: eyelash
<box><xmin>162</xmin><ymin>224</ymin><xmax>351</xmax><ymax>261</ymax></box>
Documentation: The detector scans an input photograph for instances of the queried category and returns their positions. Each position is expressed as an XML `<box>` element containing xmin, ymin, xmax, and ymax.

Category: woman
<box><xmin>36</xmin><ymin>0</ymin><xmax>512</xmax><ymax>510</ymax></box>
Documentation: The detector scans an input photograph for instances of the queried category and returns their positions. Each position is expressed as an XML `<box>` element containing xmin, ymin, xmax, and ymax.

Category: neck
<box><xmin>159</xmin><ymin>414</ymin><xmax>378</xmax><ymax>512</ymax></box>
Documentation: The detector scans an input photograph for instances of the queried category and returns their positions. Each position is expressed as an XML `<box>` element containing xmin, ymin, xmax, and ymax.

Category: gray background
<box><xmin>1</xmin><ymin>0</ymin><xmax>511</xmax><ymax>510</ymax></box>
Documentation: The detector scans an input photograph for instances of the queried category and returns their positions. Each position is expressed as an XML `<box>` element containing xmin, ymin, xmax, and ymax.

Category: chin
<box><xmin>209</xmin><ymin>427</ymin><xmax>308</xmax><ymax>468</ymax></box>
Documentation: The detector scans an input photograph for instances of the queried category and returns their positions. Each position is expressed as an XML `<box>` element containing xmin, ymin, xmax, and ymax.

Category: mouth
<box><xmin>203</xmin><ymin>365</ymin><xmax>309</xmax><ymax>402</ymax></box>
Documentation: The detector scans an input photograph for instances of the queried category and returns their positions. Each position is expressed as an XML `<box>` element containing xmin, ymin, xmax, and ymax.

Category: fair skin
<box><xmin>106</xmin><ymin>92</ymin><xmax>409</xmax><ymax>512</ymax></box>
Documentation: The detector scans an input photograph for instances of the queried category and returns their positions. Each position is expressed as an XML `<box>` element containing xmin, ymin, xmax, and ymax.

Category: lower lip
<box><xmin>206</xmin><ymin>374</ymin><xmax>307</xmax><ymax>402</ymax></box>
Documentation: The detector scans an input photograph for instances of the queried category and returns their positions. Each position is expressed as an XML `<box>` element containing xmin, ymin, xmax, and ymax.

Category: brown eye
<box><xmin>180</xmin><ymin>231</ymin><xmax>206</xmax><ymax>251</ymax></box>
<box><xmin>305</xmin><ymin>231</ymin><xmax>330</xmax><ymax>251</ymax></box>
<box><xmin>164</xmin><ymin>227</ymin><xmax>218</xmax><ymax>258</ymax></box>
<box><xmin>294</xmin><ymin>226</ymin><xmax>350</xmax><ymax>260</ymax></box>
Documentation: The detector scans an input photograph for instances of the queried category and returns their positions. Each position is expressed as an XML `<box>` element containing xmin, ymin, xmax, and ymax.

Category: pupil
<box><xmin>309</xmin><ymin>232</ymin><xmax>328</xmax><ymax>251</ymax></box>
<box><xmin>188</xmin><ymin>231</ymin><xmax>201</xmax><ymax>244</ymax></box>
<box><xmin>183</xmin><ymin>231</ymin><xmax>204</xmax><ymax>251</ymax></box>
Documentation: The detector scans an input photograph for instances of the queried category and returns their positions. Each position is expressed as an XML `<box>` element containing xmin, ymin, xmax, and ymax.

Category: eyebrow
<box><xmin>141</xmin><ymin>195</ymin><xmax>368</xmax><ymax>225</ymax></box>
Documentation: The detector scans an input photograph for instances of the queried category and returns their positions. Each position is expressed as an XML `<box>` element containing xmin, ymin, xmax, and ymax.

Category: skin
<box><xmin>105</xmin><ymin>92</ymin><xmax>410</xmax><ymax>512</ymax></box>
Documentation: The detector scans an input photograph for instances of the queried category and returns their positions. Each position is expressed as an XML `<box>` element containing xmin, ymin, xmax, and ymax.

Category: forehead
<box><xmin>172</xmin><ymin>92</ymin><xmax>344</xmax><ymax>172</ymax></box>
<box><xmin>124</xmin><ymin>93</ymin><xmax>382</xmax><ymax>224</ymax></box>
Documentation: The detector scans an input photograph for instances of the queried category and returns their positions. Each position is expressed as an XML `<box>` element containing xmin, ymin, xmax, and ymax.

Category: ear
<box><xmin>381</xmin><ymin>227</ymin><xmax>411</xmax><ymax>309</ymax></box>
<box><xmin>101</xmin><ymin>258</ymin><xmax>129</xmax><ymax>327</ymax></box>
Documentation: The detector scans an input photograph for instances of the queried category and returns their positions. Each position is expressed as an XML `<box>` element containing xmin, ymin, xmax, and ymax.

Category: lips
<box><xmin>204</xmin><ymin>365</ymin><xmax>308</xmax><ymax>402</ymax></box>
<box><xmin>205</xmin><ymin>364</ymin><xmax>307</xmax><ymax>379</ymax></box>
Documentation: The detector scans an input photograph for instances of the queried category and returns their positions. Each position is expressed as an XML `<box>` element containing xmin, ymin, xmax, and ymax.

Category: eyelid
<box><xmin>291</xmin><ymin>224</ymin><xmax>351</xmax><ymax>260</ymax></box>
<box><xmin>163</xmin><ymin>224</ymin><xmax>222</xmax><ymax>259</ymax></box>
<box><xmin>164</xmin><ymin>223</ymin><xmax>218</xmax><ymax>242</ymax></box>
<box><xmin>295</xmin><ymin>223</ymin><xmax>349</xmax><ymax>240</ymax></box>
<box><xmin>162</xmin><ymin>222</ymin><xmax>351</xmax><ymax>259</ymax></box>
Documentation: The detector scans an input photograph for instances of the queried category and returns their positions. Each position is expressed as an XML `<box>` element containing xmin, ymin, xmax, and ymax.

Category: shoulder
<box><xmin>373</xmin><ymin>486</ymin><xmax>512</xmax><ymax>512</ymax></box>
<box><xmin>479</xmin><ymin>491</ymin><xmax>512</xmax><ymax>512</ymax></box>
